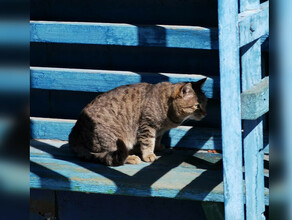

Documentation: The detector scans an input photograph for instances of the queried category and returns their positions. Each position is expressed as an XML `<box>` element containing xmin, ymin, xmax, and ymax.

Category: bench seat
<box><xmin>30</xmin><ymin>139</ymin><xmax>269</xmax><ymax>205</ymax></box>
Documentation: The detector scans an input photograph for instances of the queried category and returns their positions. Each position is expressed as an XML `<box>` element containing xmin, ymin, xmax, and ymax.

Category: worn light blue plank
<box><xmin>30</xmin><ymin>139</ymin><xmax>225</xmax><ymax>203</ymax></box>
<box><xmin>30</xmin><ymin>21</ymin><xmax>218</xmax><ymax>50</ymax></box>
<box><xmin>218</xmin><ymin>0</ymin><xmax>244</xmax><ymax>219</ymax></box>
<box><xmin>30</xmin><ymin>66</ymin><xmax>269</xmax><ymax>120</ymax></box>
<box><xmin>241</xmin><ymin>76</ymin><xmax>269</xmax><ymax>120</ymax></box>
<box><xmin>240</xmin><ymin>0</ymin><xmax>266</xmax><ymax>217</ymax></box>
<box><xmin>30</xmin><ymin>139</ymin><xmax>224</xmax><ymax>165</ymax></box>
<box><xmin>238</xmin><ymin>2</ymin><xmax>269</xmax><ymax>48</ymax></box>
<box><xmin>30</xmin><ymin>117</ymin><xmax>222</xmax><ymax>150</ymax></box>
<box><xmin>30</xmin><ymin>67</ymin><xmax>219</xmax><ymax>99</ymax></box>
<box><xmin>30</xmin><ymin>9</ymin><xmax>267</xmax><ymax>50</ymax></box>
<box><xmin>242</xmin><ymin>56</ymin><xmax>266</xmax><ymax>218</ymax></box>
<box><xmin>30</xmin><ymin>118</ymin><xmax>75</xmax><ymax>141</ymax></box>
<box><xmin>30</xmin><ymin>117</ymin><xmax>269</xmax><ymax>153</ymax></box>
<box><xmin>29</xmin><ymin>139</ymin><xmax>270</xmax><ymax>204</ymax></box>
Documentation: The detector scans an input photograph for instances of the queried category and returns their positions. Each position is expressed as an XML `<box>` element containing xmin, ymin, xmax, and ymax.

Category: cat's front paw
<box><xmin>142</xmin><ymin>153</ymin><xmax>157</xmax><ymax>162</ymax></box>
<box><xmin>125</xmin><ymin>155</ymin><xmax>141</xmax><ymax>164</ymax></box>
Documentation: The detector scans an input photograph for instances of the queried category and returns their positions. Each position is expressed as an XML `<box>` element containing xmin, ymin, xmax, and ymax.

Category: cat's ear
<box><xmin>192</xmin><ymin>78</ymin><xmax>207</xmax><ymax>89</ymax></box>
<box><xmin>180</xmin><ymin>83</ymin><xmax>193</xmax><ymax>97</ymax></box>
<box><xmin>172</xmin><ymin>83</ymin><xmax>192</xmax><ymax>98</ymax></box>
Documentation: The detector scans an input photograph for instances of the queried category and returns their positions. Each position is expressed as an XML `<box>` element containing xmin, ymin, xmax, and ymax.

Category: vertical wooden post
<box><xmin>240</xmin><ymin>0</ymin><xmax>265</xmax><ymax>219</ymax></box>
<box><xmin>218</xmin><ymin>0</ymin><xmax>244</xmax><ymax>219</ymax></box>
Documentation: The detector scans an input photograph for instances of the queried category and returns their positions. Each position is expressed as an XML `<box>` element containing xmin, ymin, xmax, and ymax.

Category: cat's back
<box><xmin>79</xmin><ymin>82</ymin><xmax>152</xmax><ymax>123</ymax></box>
<box><xmin>90</xmin><ymin>82</ymin><xmax>151</xmax><ymax>106</ymax></box>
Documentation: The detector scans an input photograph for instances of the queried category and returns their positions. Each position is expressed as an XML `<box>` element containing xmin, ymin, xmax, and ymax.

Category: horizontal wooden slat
<box><xmin>30</xmin><ymin>139</ymin><xmax>225</xmax><ymax>202</ymax></box>
<box><xmin>30</xmin><ymin>139</ymin><xmax>223</xmax><ymax>165</ymax></box>
<box><xmin>238</xmin><ymin>1</ymin><xmax>269</xmax><ymax>47</ymax></box>
<box><xmin>30</xmin><ymin>117</ymin><xmax>222</xmax><ymax>151</ymax></box>
<box><xmin>30</xmin><ymin>21</ymin><xmax>218</xmax><ymax>50</ymax></box>
<box><xmin>30</xmin><ymin>117</ymin><xmax>269</xmax><ymax>153</ymax></box>
<box><xmin>30</xmin><ymin>139</ymin><xmax>269</xmax><ymax>204</ymax></box>
<box><xmin>30</xmin><ymin>67</ymin><xmax>219</xmax><ymax>99</ymax></box>
<box><xmin>241</xmin><ymin>76</ymin><xmax>269</xmax><ymax>120</ymax></box>
<box><xmin>30</xmin><ymin>12</ymin><xmax>268</xmax><ymax>50</ymax></box>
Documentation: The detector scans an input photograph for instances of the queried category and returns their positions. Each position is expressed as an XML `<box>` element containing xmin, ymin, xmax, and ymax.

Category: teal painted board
<box><xmin>241</xmin><ymin>76</ymin><xmax>269</xmax><ymax>120</ymax></box>
<box><xmin>30</xmin><ymin>139</ymin><xmax>225</xmax><ymax>203</ymax></box>
<box><xmin>30</xmin><ymin>67</ymin><xmax>219</xmax><ymax>99</ymax></box>
<box><xmin>30</xmin><ymin>117</ymin><xmax>75</xmax><ymax>141</ymax></box>
<box><xmin>30</xmin><ymin>117</ymin><xmax>270</xmax><ymax>153</ymax></box>
<box><xmin>30</xmin><ymin>21</ymin><xmax>218</xmax><ymax>50</ymax></box>
<box><xmin>31</xmin><ymin>90</ymin><xmax>221</xmax><ymax>127</ymax></box>
<box><xmin>240</xmin><ymin>7</ymin><xmax>266</xmax><ymax>217</ymax></box>
<box><xmin>30</xmin><ymin>20</ymin><xmax>268</xmax><ymax>50</ymax></box>
<box><xmin>30</xmin><ymin>139</ymin><xmax>224</xmax><ymax>164</ymax></box>
<box><xmin>30</xmin><ymin>117</ymin><xmax>223</xmax><ymax>150</ymax></box>
<box><xmin>29</xmin><ymin>139</ymin><xmax>270</xmax><ymax>204</ymax></box>
<box><xmin>243</xmin><ymin>118</ymin><xmax>265</xmax><ymax>219</ymax></box>
<box><xmin>238</xmin><ymin>2</ymin><xmax>269</xmax><ymax>47</ymax></box>
<box><xmin>218</xmin><ymin>0</ymin><xmax>244</xmax><ymax>219</ymax></box>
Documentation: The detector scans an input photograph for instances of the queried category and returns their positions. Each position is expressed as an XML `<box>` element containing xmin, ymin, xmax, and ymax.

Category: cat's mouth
<box><xmin>182</xmin><ymin>105</ymin><xmax>197</xmax><ymax>110</ymax></box>
<box><xmin>189</xmin><ymin>112</ymin><xmax>207</xmax><ymax>121</ymax></box>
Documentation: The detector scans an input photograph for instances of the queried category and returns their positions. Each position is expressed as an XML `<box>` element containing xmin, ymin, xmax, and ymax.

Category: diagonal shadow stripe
<box><xmin>30</xmin><ymin>138</ymin><xmax>223</xmax><ymax>199</ymax></box>
<box><xmin>30</xmin><ymin>160</ymin><xmax>71</xmax><ymax>190</ymax></box>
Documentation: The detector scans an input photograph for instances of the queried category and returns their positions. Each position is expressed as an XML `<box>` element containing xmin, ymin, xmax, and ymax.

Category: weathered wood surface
<box><xmin>30</xmin><ymin>21</ymin><xmax>219</xmax><ymax>50</ymax></box>
<box><xmin>238</xmin><ymin>1</ymin><xmax>269</xmax><ymax>47</ymax></box>
<box><xmin>241</xmin><ymin>0</ymin><xmax>266</xmax><ymax>217</ymax></box>
<box><xmin>218</xmin><ymin>0</ymin><xmax>244</xmax><ymax>218</ymax></box>
<box><xmin>30</xmin><ymin>139</ymin><xmax>224</xmax><ymax>202</ymax></box>
<box><xmin>241</xmin><ymin>76</ymin><xmax>269</xmax><ymax>120</ymax></box>
<box><xmin>30</xmin><ymin>7</ymin><xmax>268</xmax><ymax>50</ymax></box>
<box><xmin>30</xmin><ymin>117</ymin><xmax>269</xmax><ymax>153</ymax></box>
<box><xmin>30</xmin><ymin>139</ymin><xmax>269</xmax><ymax>204</ymax></box>
<box><xmin>30</xmin><ymin>67</ymin><xmax>219</xmax><ymax>99</ymax></box>
<box><xmin>30</xmin><ymin>117</ymin><xmax>223</xmax><ymax>151</ymax></box>
<box><xmin>31</xmin><ymin>66</ymin><xmax>268</xmax><ymax>119</ymax></box>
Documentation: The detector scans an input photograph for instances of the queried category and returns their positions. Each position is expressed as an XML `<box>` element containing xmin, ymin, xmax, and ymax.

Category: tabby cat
<box><xmin>69</xmin><ymin>79</ymin><xmax>207</xmax><ymax>166</ymax></box>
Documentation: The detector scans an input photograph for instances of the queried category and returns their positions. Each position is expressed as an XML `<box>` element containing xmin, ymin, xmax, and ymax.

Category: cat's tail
<box><xmin>92</xmin><ymin>139</ymin><xmax>128</xmax><ymax>166</ymax></box>
<box><xmin>70</xmin><ymin>139</ymin><xmax>128</xmax><ymax>166</ymax></box>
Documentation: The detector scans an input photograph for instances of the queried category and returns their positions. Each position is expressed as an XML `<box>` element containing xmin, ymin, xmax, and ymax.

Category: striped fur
<box><xmin>69</xmin><ymin>80</ymin><xmax>207</xmax><ymax>166</ymax></box>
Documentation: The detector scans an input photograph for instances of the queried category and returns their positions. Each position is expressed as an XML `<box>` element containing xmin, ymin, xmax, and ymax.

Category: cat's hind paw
<box><xmin>142</xmin><ymin>153</ymin><xmax>157</xmax><ymax>162</ymax></box>
<box><xmin>125</xmin><ymin>155</ymin><xmax>141</xmax><ymax>164</ymax></box>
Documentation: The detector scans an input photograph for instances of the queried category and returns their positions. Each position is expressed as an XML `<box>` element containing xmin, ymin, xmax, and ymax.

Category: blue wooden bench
<box><xmin>30</xmin><ymin>0</ymin><xmax>269</xmax><ymax>219</ymax></box>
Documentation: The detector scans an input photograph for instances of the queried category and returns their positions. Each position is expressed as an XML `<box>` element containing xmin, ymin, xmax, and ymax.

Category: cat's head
<box><xmin>189</xmin><ymin>78</ymin><xmax>208</xmax><ymax>121</ymax></box>
<box><xmin>171</xmin><ymin>78</ymin><xmax>207</xmax><ymax>122</ymax></box>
